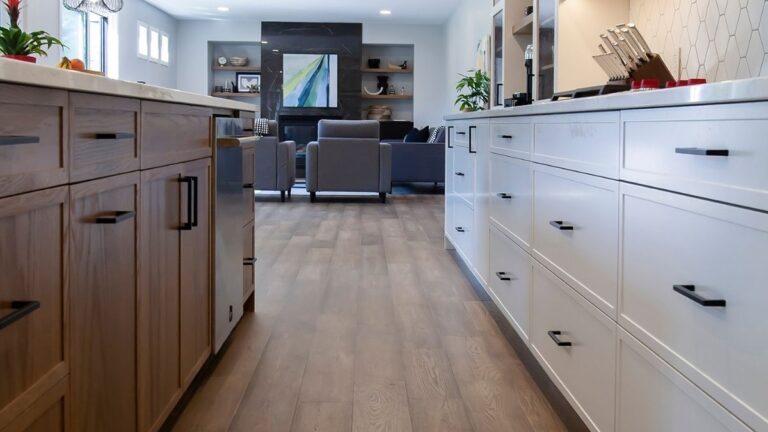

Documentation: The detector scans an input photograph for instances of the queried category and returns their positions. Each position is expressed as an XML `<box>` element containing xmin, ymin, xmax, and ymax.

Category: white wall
<box><xmin>443</xmin><ymin>0</ymin><xmax>491</xmax><ymax>116</ymax></box>
<box><xmin>16</xmin><ymin>0</ymin><xmax>177</xmax><ymax>87</ymax></box>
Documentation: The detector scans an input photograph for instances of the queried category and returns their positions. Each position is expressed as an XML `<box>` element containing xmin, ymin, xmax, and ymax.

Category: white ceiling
<box><xmin>144</xmin><ymin>0</ymin><xmax>463</xmax><ymax>25</ymax></box>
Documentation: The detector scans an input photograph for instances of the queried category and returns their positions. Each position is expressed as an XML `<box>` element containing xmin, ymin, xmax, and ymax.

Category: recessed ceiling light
<box><xmin>217</xmin><ymin>6</ymin><xmax>229</xmax><ymax>12</ymax></box>
<box><xmin>379</xmin><ymin>9</ymin><xmax>392</xmax><ymax>15</ymax></box>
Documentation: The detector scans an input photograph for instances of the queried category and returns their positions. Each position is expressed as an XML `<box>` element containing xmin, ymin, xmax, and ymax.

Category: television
<box><xmin>282</xmin><ymin>54</ymin><xmax>339</xmax><ymax>108</ymax></box>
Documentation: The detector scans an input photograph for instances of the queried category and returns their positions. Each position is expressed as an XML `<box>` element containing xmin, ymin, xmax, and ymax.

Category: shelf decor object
<box><xmin>63</xmin><ymin>0</ymin><xmax>123</xmax><ymax>14</ymax></box>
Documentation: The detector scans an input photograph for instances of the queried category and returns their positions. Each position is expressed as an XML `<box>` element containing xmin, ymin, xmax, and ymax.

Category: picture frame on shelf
<box><xmin>236</xmin><ymin>72</ymin><xmax>261</xmax><ymax>93</ymax></box>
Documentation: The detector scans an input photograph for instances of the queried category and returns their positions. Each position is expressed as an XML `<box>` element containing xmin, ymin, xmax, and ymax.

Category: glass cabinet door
<box><xmin>537</xmin><ymin>0</ymin><xmax>555</xmax><ymax>100</ymax></box>
<box><xmin>493</xmin><ymin>11</ymin><xmax>504</xmax><ymax>107</ymax></box>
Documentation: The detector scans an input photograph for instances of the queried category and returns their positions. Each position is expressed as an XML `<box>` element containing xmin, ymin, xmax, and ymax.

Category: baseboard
<box><xmin>447</xmin><ymin>248</ymin><xmax>590</xmax><ymax>432</ymax></box>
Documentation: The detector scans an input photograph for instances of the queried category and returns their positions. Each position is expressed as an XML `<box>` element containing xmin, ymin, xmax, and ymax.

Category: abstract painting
<box><xmin>283</xmin><ymin>53</ymin><xmax>338</xmax><ymax>108</ymax></box>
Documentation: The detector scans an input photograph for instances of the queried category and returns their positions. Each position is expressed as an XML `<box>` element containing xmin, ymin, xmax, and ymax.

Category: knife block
<box><xmin>629</xmin><ymin>53</ymin><xmax>675</xmax><ymax>82</ymax></box>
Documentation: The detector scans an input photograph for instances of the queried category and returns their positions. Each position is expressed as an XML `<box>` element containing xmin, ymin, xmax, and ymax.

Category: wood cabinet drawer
<box><xmin>620</xmin><ymin>183</ymin><xmax>768</xmax><ymax>430</ymax></box>
<box><xmin>451</xmin><ymin>198</ymin><xmax>475</xmax><ymax>264</ymax></box>
<box><xmin>533</xmin><ymin>111</ymin><xmax>620</xmax><ymax>178</ymax></box>
<box><xmin>141</xmin><ymin>101</ymin><xmax>212</xmax><ymax>169</ymax></box>
<box><xmin>0</xmin><ymin>84</ymin><xmax>68</xmax><ymax>197</ymax></box>
<box><xmin>70</xmin><ymin>173</ymin><xmax>138</xmax><ymax>432</ymax></box>
<box><xmin>490</xmin><ymin>120</ymin><xmax>532</xmax><ymax>158</ymax></box>
<box><xmin>0</xmin><ymin>377</ymin><xmax>68</xmax><ymax>432</ymax></box>
<box><xmin>489</xmin><ymin>154</ymin><xmax>532</xmax><ymax>249</ymax></box>
<box><xmin>243</xmin><ymin>221</ymin><xmax>255</xmax><ymax>302</ymax></box>
<box><xmin>530</xmin><ymin>260</ymin><xmax>616</xmax><ymax>432</ymax></box>
<box><xmin>453</xmin><ymin>146</ymin><xmax>475</xmax><ymax>208</ymax></box>
<box><xmin>617</xmin><ymin>328</ymin><xmax>750</xmax><ymax>432</ymax></box>
<box><xmin>0</xmin><ymin>187</ymin><xmax>68</xmax><ymax>426</ymax></box>
<box><xmin>489</xmin><ymin>226</ymin><xmax>531</xmax><ymax>342</ymax></box>
<box><xmin>533</xmin><ymin>165</ymin><xmax>619</xmax><ymax>317</ymax></box>
<box><xmin>69</xmin><ymin>93</ymin><xmax>140</xmax><ymax>182</ymax></box>
<box><xmin>621</xmin><ymin>103</ymin><xmax>768</xmax><ymax>212</ymax></box>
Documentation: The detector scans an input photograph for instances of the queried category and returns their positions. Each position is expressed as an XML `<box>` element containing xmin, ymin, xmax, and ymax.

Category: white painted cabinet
<box><xmin>489</xmin><ymin>225</ymin><xmax>531</xmax><ymax>342</ymax></box>
<box><xmin>489</xmin><ymin>154</ymin><xmax>532</xmax><ymax>250</ymax></box>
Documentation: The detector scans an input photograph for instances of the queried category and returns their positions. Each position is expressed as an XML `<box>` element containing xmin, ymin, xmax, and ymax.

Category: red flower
<box><xmin>4</xmin><ymin>0</ymin><xmax>21</xmax><ymax>28</ymax></box>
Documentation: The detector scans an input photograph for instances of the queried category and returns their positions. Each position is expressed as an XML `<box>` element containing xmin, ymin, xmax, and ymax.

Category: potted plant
<box><xmin>454</xmin><ymin>69</ymin><xmax>490</xmax><ymax>112</ymax></box>
<box><xmin>0</xmin><ymin>0</ymin><xmax>64</xmax><ymax>63</ymax></box>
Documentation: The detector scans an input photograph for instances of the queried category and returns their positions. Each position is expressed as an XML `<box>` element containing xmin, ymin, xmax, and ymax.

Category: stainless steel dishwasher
<box><xmin>213</xmin><ymin>117</ymin><xmax>258</xmax><ymax>352</ymax></box>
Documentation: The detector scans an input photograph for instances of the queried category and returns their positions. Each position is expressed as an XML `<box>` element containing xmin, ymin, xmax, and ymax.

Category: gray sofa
<box><xmin>383</xmin><ymin>127</ymin><xmax>445</xmax><ymax>184</ymax></box>
<box><xmin>254</xmin><ymin>120</ymin><xmax>297</xmax><ymax>202</ymax></box>
<box><xmin>306</xmin><ymin>120</ymin><xmax>392</xmax><ymax>203</ymax></box>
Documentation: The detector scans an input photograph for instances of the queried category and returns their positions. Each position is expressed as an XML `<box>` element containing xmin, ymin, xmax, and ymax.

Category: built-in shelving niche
<box><xmin>361</xmin><ymin>44</ymin><xmax>414</xmax><ymax>122</ymax></box>
<box><xmin>207</xmin><ymin>41</ymin><xmax>263</xmax><ymax>112</ymax></box>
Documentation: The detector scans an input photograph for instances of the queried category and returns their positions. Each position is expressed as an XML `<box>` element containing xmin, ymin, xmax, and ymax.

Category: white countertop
<box><xmin>444</xmin><ymin>76</ymin><xmax>768</xmax><ymax>120</ymax></box>
<box><xmin>0</xmin><ymin>58</ymin><xmax>256</xmax><ymax>112</ymax></box>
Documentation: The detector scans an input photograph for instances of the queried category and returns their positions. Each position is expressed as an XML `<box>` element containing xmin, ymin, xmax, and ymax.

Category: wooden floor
<box><xmin>172</xmin><ymin>194</ymin><xmax>567</xmax><ymax>432</ymax></box>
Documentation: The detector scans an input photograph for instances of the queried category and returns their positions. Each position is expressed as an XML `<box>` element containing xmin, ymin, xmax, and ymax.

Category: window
<box><xmin>137</xmin><ymin>22</ymin><xmax>149</xmax><ymax>58</ymax></box>
<box><xmin>137</xmin><ymin>21</ymin><xmax>170</xmax><ymax>66</ymax></box>
<box><xmin>149</xmin><ymin>28</ymin><xmax>160</xmax><ymax>61</ymax></box>
<box><xmin>160</xmin><ymin>32</ymin><xmax>169</xmax><ymax>64</ymax></box>
<box><xmin>61</xmin><ymin>8</ymin><xmax>108</xmax><ymax>73</ymax></box>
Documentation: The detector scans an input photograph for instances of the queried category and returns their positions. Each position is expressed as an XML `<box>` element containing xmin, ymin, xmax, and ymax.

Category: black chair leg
<box><xmin>288</xmin><ymin>189</ymin><xmax>292</xmax><ymax>198</ymax></box>
<box><xmin>310</xmin><ymin>192</ymin><xmax>316</xmax><ymax>203</ymax></box>
<box><xmin>280</xmin><ymin>191</ymin><xmax>286</xmax><ymax>202</ymax></box>
<box><xmin>380</xmin><ymin>192</ymin><xmax>387</xmax><ymax>204</ymax></box>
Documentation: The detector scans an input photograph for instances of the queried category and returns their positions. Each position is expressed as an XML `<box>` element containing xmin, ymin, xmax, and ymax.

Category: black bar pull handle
<box><xmin>243</xmin><ymin>258</ymin><xmax>257</xmax><ymax>266</ymax></box>
<box><xmin>454</xmin><ymin>171</ymin><xmax>465</xmax><ymax>177</ymax></box>
<box><xmin>96</xmin><ymin>211</ymin><xmax>135</xmax><ymax>224</ymax></box>
<box><xmin>499</xmin><ymin>135</ymin><xmax>513</xmax><ymax>139</ymax></box>
<box><xmin>469</xmin><ymin>125</ymin><xmax>477</xmax><ymax>154</ymax></box>
<box><xmin>0</xmin><ymin>135</ymin><xmax>40</xmax><ymax>146</ymax></box>
<box><xmin>455</xmin><ymin>226</ymin><xmax>465</xmax><ymax>233</ymax></box>
<box><xmin>455</xmin><ymin>131</ymin><xmax>467</xmax><ymax>136</ymax></box>
<box><xmin>549</xmin><ymin>220</ymin><xmax>574</xmax><ymax>231</ymax></box>
<box><xmin>243</xmin><ymin>183</ymin><xmax>254</xmax><ymax>189</ymax></box>
<box><xmin>447</xmin><ymin>126</ymin><xmax>454</xmax><ymax>149</ymax></box>
<box><xmin>495</xmin><ymin>271</ymin><xmax>515</xmax><ymax>281</ymax></box>
<box><xmin>673</xmin><ymin>285</ymin><xmax>726</xmax><ymax>307</ymax></box>
<box><xmin>497</xmin><ymin>193</ymin><xmax>513</xmax><ymax>199</ymax></box>
<box><xmin>191</xmin><ymin>176</ymin><xmax>199</xmax><ymax>228</ymax></box>
<box><xmin>95</xmin><ymin>132</ymin><xmax>135</xmax><ymax>140</ymax></box>
<box><xmin>675</xmin><ymin>147</ymin><xmax>729</xmax><ymax>157</ymax></box>
<box><xmin>0</xmin><ymin>301</ymin><xmax>40</xmax><ymax>331</ymax></box>
<box><xmin>548</xmin><ymin>331</ymin><xmax>572</xmax><ymax>347</ymax></box>
<box><xmin>180</xmin><ymin>177</ymin><xmax>194</xmax><ymax>231</ymax></box>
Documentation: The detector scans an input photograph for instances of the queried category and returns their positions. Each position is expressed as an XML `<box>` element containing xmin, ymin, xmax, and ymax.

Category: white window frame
<box><xmin>160</xmin><ymin>31</ymin><xmax>169</xmax><ymax>66</ymax></box>
<box><xmin>137</xmin><ymin>21</ymin><xmax>149</xmax><ymax>59</ymax></box>
<box><xmin>148</xmin><ymin>26</ymin><xmax>160</xmax><ymax>63</ymax></box>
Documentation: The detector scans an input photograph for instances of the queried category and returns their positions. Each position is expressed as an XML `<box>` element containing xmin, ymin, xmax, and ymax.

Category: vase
<box><xmin>368</xmin><ymin>58</ymin><xmax>381</xmax><ymax>69</ymax></box>
<box><xmin>2</xmin><ymin>55</ymin><xmax>36</xmax><ymax>63</ymax></box>
<box><xmin>376</xmin><ymin>76</ymin><xmax>389</xmax><ymax>95</ymax></box>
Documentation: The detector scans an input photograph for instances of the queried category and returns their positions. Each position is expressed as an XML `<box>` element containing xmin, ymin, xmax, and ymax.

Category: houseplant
<box><xmin>454</xmin><ymin>69</ymin><xmax>490</xmax><ymax>112</ymax></box>
<box><xmin>0</xmin><ymin>0</ymin><xmax>64</xmax><ymax>63</ymax></box>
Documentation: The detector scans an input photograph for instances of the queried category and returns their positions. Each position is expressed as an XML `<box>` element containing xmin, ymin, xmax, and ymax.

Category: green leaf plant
<box><xmin>454</xmin><ymin>69</ymin><xmax>490</xmax><ymax>112</ymax></box>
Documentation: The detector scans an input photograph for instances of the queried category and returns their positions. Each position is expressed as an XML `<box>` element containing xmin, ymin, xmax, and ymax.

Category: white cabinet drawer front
<box><xmin>622</xmin><ymin>104</ymin><xmax>768</xmax><ymax>211</ymax></box>
<box><xmin>489</xmin><ymin>155</ymin><xmax>532</xmax><ymax>249</ymax></box>
<box><xmin>533</xmin><ymin>112</ymin><xmax>620</xmax><ymax>178</ymax></box>
<box><xmin>452</xmin><ymin>198</ymin><xmax>475</xmax><ymax>264</ymax></box>
<box><xmin>445</xmin><ymin>146</ymin><xmax>455</xmax><ymax>197</ymax></box>
<box><xmin>490</xmin><ymin>121</ymin><xmax>532</xmax><ymax>158</ymax></box>
<box><xmin>533</xmin><ymin>165</ymin><xmax>619</xmax><ymax>317</ymax></box>
<box><xmin>445</xmin><ymin>195</ymin><xmax>455</xmax><ymax>243</ymax></box>
<box><xmin>531</xmin><ymin>261</ymin><xmax>617</xmax><ymax>432</ymax></box>
<box><xmin>489</xmin><ymin>226</ymin><xmax>531</xmax><ymax>342</ymax></box>
<box><xmin>621</xmin><ymin>183</ymin><xmax>768</xmax><ymax>430</ymax></box>
<box><xmin>453</xmin><ymin>147</ymin><xmax>475</xmax><ymax>208</ymax></box>
<box><xmin>617</xmin><ymin>329</ymin><xmax>751</xmax><ymax>432</ymax></box>
<box><xmin>450</xmin><ymin>122</ymin><xmax>471</xmax><ymax>148</ymax></box>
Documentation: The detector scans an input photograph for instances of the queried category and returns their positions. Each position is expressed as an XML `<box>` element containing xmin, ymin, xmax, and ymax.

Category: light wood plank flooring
<box><xmin>172</xmin><ymin>194</ymin><xmax>566</xmax><ymax>432</ymax></box>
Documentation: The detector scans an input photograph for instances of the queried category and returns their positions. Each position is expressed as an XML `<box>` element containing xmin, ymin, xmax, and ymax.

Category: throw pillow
<box><xmin>254</xmin><ymin>118</ymin><xmax>270</xmax><ymax>136</ymax></box>
<box><xmin>404</xmin><ymin>126</ymin><xmax>430</xmax><ymax>143</ymax></box>
<box><xmin>434</xmin><ymin>126</ymin><xmax>446</xmax><ymax>143</ymax></box>
<box><xmin>427</xmin><ymin>126</ymin><xmax>445</xmax><ymax>143</ymax></box>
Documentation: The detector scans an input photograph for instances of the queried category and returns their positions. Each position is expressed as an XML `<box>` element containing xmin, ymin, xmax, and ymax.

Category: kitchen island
<box><xmin>444</xmin><ymin>78</ymin><xmax>768</xmax><ymax>432</ymax></box>
<box><xmin>0</xmin><ymin>58</ymin><xmax>256</xmax><ymax>432</ymax></box>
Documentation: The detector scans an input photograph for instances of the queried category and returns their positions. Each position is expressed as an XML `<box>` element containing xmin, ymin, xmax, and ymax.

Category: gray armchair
<box><xmin>306</xmin><ymin>120</ymin><xmax>392</xmax><ymax>203</ymax></box>
<box><xmin>254</xmin><ymin>120</ymin><xmax>296</xmax><ymax>202</ymax></box>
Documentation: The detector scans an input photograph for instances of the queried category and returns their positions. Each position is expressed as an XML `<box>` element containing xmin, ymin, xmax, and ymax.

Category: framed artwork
<box><xmin>236</xmin><ymin>72</ymin><xmax>261</xmax><ymax>93</ymax></box>
<box><xmin>282</xmin><ymin>53</ymin><xmax>338</xmax><ymax>108</ymax></box>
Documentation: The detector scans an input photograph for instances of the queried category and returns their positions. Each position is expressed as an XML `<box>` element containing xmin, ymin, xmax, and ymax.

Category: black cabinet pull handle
<box><xmin>0</xmin><ymin>135</ymin><xmax>40</xmax><ymax>146</ymax></box>
<box><xmin>499</xmin><ymin>135</ymin><xmax>513</xmax><ymax>139</ymax></box>
<box><xmin>673</xmin><ymin>285</ymin><xmax>726</xmax><ymax>307</ymax></box>
<box><xmin>548</xmin><ymin>331</ymin><xmax>572</xmax><ymax>347</ymax></box>
<box><xmin>447</xmin><ymin>126</ymin><xmax>454</xmax><ymax>149</ymax></box>
<box><xmin>243</xmin><ymin>183</ymin><xmax>254</xmax><ymax>189</ymax></box>
<box><xmin>469</xmin><ymin>125</ymin><xmax>477</xmax><ymax>154</ymax></box>
<box><xmin>454</xmin><ymin>172</ymin><xmax>465</xmax><ymax>177</ymax></box>
<box><xmin>243</xmin><ymin>258</ymin><xmax>257</xmax><ymax>266</ymax></box>
<box><xmin>455</xmin><ymin>227</ymin><xmax>465</xmax><ymax>233</ymax></box>
<box><xmin>94</xmin><ymin>132</ymin><xmax>135</xmax><ymax>140</ymax></box>
<box><xmin>495</xmin><ymin>271</ymin><xmax>515</xmax><ymax>281</ymax></box>
<box><xmin>675</xmin><ymin>147</ymin><xmax>729</xmax><ymax>157</ymax></box>
<box><xmin>497</xmin><ymin>193</ymin><xmax>513</xmax><ymax>199</ymax></box>
<box><xmin>191</xmin><ymin>176</ymin><xmax>199</xmax><ymax>228</ymax></box>
<box><xmin>96</xmin><ymin>211</ymin><xmax>135</xmax><ymax>224</ymax></box>
<box><xmin>455</xmin><ymin>131</ymin><xmax>467</xmax><ymax>135</ymax></box>
<box><xmin>0</xmin><ymin>301</ymin><xmax>40</xmax><ymax>331</ymax></box>
<box><xmin>549</xmin><ymin>220</ymin><xmax>574</xmax><ymax>231</ymax></box>
<box><xmin>180</xmin><ymin>177</ymin><xmax>194</xmax><ymax>231</ymax></box>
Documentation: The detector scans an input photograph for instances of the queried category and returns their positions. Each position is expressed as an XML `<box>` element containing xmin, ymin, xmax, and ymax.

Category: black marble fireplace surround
<box><xmin>261</xmin><ymin>22</ymin><xmax>363</xmax><ymax>132</ymax></box>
